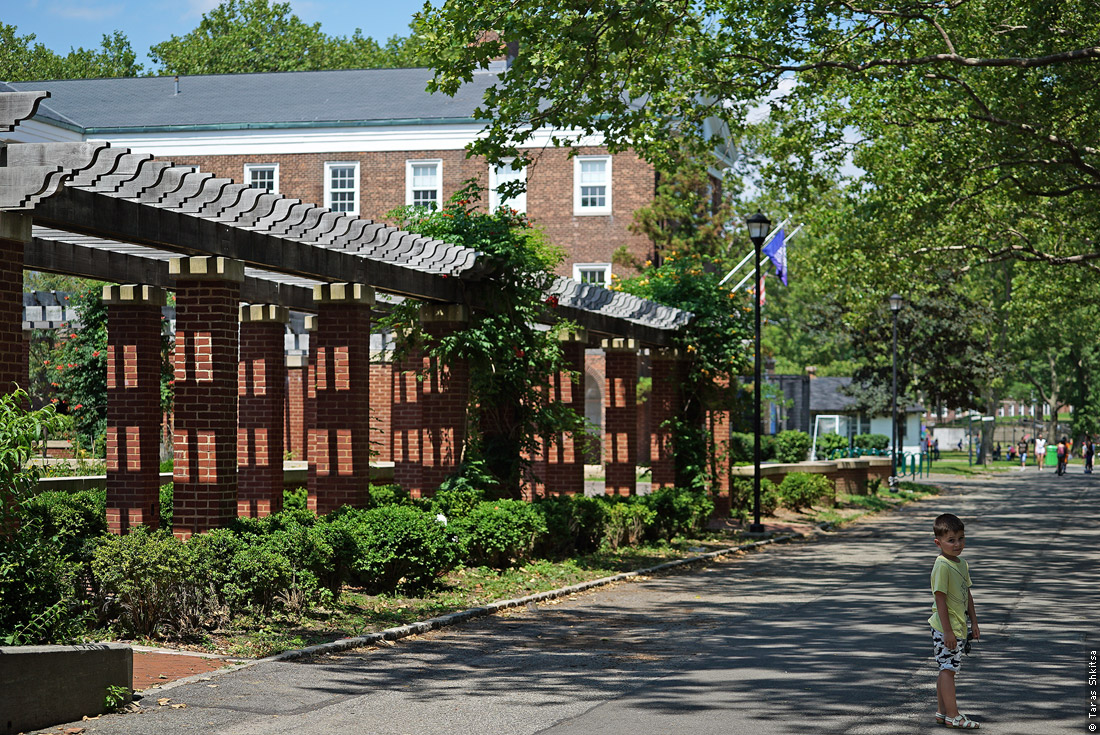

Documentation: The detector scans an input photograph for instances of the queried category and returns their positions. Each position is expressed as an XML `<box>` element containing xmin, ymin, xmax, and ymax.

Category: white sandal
<box><xmin>945</xmin><ymin>713</ymin><xmax>980</xmax><ymax>729</ymax></box>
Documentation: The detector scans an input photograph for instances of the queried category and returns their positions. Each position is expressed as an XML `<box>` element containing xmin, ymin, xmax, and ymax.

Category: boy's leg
<box><xmin>938</xmin><ymin>669</ymin><xmax>959</xmax><ymax>718</ymax></box>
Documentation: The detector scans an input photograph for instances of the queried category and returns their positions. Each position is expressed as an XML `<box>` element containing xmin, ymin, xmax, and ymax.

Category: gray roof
<box><xmin>4</xmin><ymin>68</ymin><xmax>496</xmax><ymax>132</ymax></box>
<box><xmin>808</xmin><ymin>376</ymin><xmax>921</xmax><ymax>414</ymax></box>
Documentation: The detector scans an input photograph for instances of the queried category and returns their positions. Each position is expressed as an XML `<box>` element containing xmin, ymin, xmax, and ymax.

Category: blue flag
<box><xmin>762</xmin><ymin>228</ymin><xmax>788</xmax><ymax>285</ymax></box>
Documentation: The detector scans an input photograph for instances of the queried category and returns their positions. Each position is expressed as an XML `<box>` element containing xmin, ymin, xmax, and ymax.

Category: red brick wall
<box><xmin>172</xmin><ymin>279</ymin><xmax>240</xmax><ymax>539</ymax></box>
<box><xmin>238</xmin><ymin>320</ymin><xmax>286</xmax><ymax>518</ymax></box>
<box><xmin>604</xmin><ymin>346</ymin><xmax>639</xmax><ymax>495</ymax></box>
<box><xmin>650</xmin><ymin>352</ymin><xmax>687</xmax><ymax>490</ymax></box>
<box><xmin>105</xmin><ymin>302</ymin><xmax>163</xmax><ymax>533</ymax></box>
<box><xmin>392</xmin><ymin>349</ymin><xmax>423</xmax><ymax>495</ymax></box>
<box><xmin>284</xmin><ymin>363</ymin><xmax>307</xmax><ymax>462</ymax></box>
<box><xmin>370</xmin><ymin>361</ymin><xmax>393</xmax><ymax>463</ymax></box>
<box><xmin>543</xmin><ymin>340</ymin><xmax>585</xmax><ymax>495</ymax></box>
<box><xmin>0</xmin><ymin>231</ymin><xmax>25</xmax><ymax>396</ymax></box>
<box><xmin>163</xmin><ymin>145</ymin><xmax>655</xmax><ymax>280</ymax></box>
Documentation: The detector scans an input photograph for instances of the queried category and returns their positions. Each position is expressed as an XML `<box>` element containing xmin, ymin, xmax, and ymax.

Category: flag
<box><xmin>762</xmin><ymin>227</ymin><xmax>788</xmax><ymax>285</ymax></box>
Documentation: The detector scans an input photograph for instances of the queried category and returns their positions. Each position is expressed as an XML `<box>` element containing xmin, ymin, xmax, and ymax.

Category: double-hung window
<box><xmin>489</xmin><ymin>159</ymin><xmax>527</xmax><ymax>213</ymax></box>
<box><xmin>244</xmin><ymin>163</ymin><xmax>279</xmax><ymax>193</ymax></box>
<box><xmin>574</xmin><ymin>155</ymin><xmax>612</xmax><ymax>215</ymax></box>
<box><xmin>406</xmin><ymin>159</ymin><xmax>442</xmax><ymax>209</ymax></box>
<box><xmin>324</xmin><ymin>162</ymin><xmax>359</xmax><ymax>215</ymax></box>
<box><xmin>572</xmin><ymin>263</ymin><xmax>612</xmax><ymax>286</ymax></box>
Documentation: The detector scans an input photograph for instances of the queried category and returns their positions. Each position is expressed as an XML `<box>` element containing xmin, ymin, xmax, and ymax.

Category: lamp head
<box><xmin>745</xmin><ymin>211</ymin><xmax>771</xmax><ymax>245</ymax></box>
<box><xmin>889</xmin><ymin>293</ymin><xmax>904</xmax><ymax>312</ymax></box>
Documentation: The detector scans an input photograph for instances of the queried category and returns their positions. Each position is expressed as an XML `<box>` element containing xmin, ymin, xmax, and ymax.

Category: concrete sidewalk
<box><xmin>55</xmin><ymin>472</ymin><xmax>1095</xmax><ymax>734</ymax></box>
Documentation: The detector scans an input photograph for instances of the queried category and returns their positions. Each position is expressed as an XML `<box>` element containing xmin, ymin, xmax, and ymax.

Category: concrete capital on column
<box><xmin>239</xmin><ymin>304</ymin><xmax>290</xmax><ymax>324</ymax></box>
<box><xmin>169</xmin><ymin>256</ymin><xmax>245</xmax><ymax>282</ymax></box>
<box><xmin>601</xmin><ymin>338</ymin><xmax>639</xmax><ymax>353</ymax></box>
<box><xmin>304</xmin><ymin>315</ymin><xmax>318</xmax><ymax>332</ymax></box>
<box><xmin>0</xmin><ymin>212</ymin><xmax>32</xmax><ymax>242</ymax></box>
<box><xmin>313</xmin><ymin>283</ymin><xmax>375</xmax><ymax>306</ymax></box>
<box><xmin>102</xmin><ymin>284</ymin><xmax>168</xmax><ymax>306</ymax></box>
<box><xmin>286</xmin><ymin>354</ymin><xmax>308</xmax><ymax>369</ymax></box>
<box><xmin>557</xmin><ymin>328</ymin><xmax>589</xmax><ymax>344</ymax></box>
<box><xmin>420</xmin><ymin>303</ymin><xmax>470</xmax><ymax>324</ymax></box>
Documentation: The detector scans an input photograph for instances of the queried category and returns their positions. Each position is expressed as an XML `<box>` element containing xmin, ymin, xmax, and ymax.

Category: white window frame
<box><xmin>573</xmin><ymin>262</ymin><xmax>612</xmax><ymax>286</ymax></box>
<box><xmin>573</xmin><ymin>155</ymin><xmax>612</xmax><ymax>215</ymax></box>
<box><xmin>324</xmin><ymin>161</ymin><xmax>360</xmax><ymax>216</ymax></box>
<box><xmin>243</xmin><ymin>163</ymin><xmax>279</xmax><ymax>194</ymax></box>
<box><xmin>489</xmin><ymin>158</ymin><xmax>527</xmax><ymax>214</ymax></box>
<box><xmin>406</xmin><ymin>159</ymin><xmax>443</xmax><ymax>209</ymax></box>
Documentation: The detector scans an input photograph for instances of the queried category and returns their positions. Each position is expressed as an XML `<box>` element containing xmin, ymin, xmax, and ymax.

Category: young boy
<box><xmin>930</xmin><ymin>513</ymin><xmax>981</xmax><ymax>728</ymax></box>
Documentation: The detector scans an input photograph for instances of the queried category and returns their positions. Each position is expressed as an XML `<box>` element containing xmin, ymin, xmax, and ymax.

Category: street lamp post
<box><xmin>889</xmin><ymin>293</ymin><xmax>903</xmax><ymax>486</ymax></box>
<box><xmin>746</xmin><ymin>211</ymin><xmax>771</xmax><ymax>533</ymax></box>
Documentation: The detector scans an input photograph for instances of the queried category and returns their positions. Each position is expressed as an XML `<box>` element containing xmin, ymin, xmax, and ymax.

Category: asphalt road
<box><xmin>65</xmin><ymin>471</ymin><xmax>1096</xmax><ymax>735</ymax></box>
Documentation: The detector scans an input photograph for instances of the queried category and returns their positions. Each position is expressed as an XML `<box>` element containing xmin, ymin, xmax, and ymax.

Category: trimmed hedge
<box><xmin>776</xmin><ymin>472</ymin><xmax>835</xmax><ymax>511</ymax></box>
<box><xmin>773</xmin><ymin>430</ymin><xmax>812</xmax><ymax>463</ymax></box>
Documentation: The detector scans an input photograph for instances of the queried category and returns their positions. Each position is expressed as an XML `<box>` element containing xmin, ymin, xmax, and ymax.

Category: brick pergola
<box><xmin>1</xmin><ymin>89</ymin><xmax>696</xmax><ymax>536</ymax></box>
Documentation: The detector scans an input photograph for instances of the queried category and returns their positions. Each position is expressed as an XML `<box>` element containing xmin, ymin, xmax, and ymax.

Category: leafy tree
<box><xmin>383</xmin><ymin>183</ymin><xmax>583</xmax><ymax>499</ymax></box>
<box><xmin>1</xmin><ymin>24</ymin><xmax>142</xmax><ymax>80</ymax></box>
<box><xmin>418</xmin><ymin>1</ymin><xmax>1100</xmax><ymax>268</ymax></box>
<box><xmin>150</xmin><ymin>0</ymin><xmax>425</xmax><ymax>75</ymax></box>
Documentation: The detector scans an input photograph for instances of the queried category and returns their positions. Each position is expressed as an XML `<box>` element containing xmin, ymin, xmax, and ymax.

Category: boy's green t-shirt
<box><xmin>928</xmin><ymin>554</ymin><xmax>971</xmax><ymax>637</ymax></box>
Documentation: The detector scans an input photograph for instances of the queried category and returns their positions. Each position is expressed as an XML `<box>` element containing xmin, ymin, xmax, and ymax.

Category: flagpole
<box><xmin>719</xmin><ymin>217</ymin><xmax>791</xmax><ymax>286</ymax></box>
<box><xmin>728</xmin><ymin>223</ymin><xmax>804</xmax><ymax>293</ymax></box>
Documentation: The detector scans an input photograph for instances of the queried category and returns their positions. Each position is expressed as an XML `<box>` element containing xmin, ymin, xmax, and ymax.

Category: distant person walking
<box><xmin>1085</xmin><ymin>436</ymin><xmax>1094</xmax><ymax>474</ymax></box>
<box><xmin>1056</xmin><ymin>437</ymin><xmax>1068</xmax><ymax>476</ymax></box>
<box><xmin>1018</xmin><ymin>438</ymin><xmax>1027</xmax><ymax>469</ymax></box>
<box><xmin>1035</xmin><ymin>434</ymin><xmax>1046</xmax><ymax>471</ymax></box>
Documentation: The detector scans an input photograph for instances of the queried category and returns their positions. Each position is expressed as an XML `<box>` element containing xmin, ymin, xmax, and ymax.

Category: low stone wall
<box><xmin>0</xmin><ymin>643</ymin><xmax>132</xmax><ymax>732</ymax></box>
<box><xmin>729</xmin><ymin>457</ymin><xmax>893</xmax><ymax>496</ymax></box>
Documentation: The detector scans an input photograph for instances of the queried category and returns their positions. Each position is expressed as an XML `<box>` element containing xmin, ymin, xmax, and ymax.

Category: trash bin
<box><xmin>1045</xmin><ymin>445</ymin><xmax>1058</xmax><ymax>467</ymax></box>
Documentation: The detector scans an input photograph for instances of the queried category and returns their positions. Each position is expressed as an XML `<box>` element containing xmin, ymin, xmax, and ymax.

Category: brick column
<box><xmin>543</xmin><ymin>330</ymin><xmax>587</xmax><ymax>495</ymax></box>
<box><xmin>0</xmin><ymin>213</ymin><xmax>29</xmax><ymax>396</ymax></box>
<box><xmin>603</xmin><ymin>339</ymin><xmax>639</xmax><ymax>496</ymax></box>
<box><xmin>710</xmin><ymin>409</ymin><xmax>732</xmax><ymax>517</ymax></box>
<box><xmin>370</xmin><ymin>358</ymin><xmax>393</xmax><ymax>463</ymax></box>
<box><xmin>392</xmin><ymin>331</ymin><xmax>423</xmax><ymax>496</ymax></box>
<box><xmin>284</xmin><ymin>354</ymin><xmax>308</xmax><ymax>462</ymax></box>
<box><xmin>650</xmin><ymin>348</ymin><xmax>687</xmax><ymax>490</ymax></box>
<box><xmin>171</xmin><ymin>257</ymin><xmax>243</xmax><ymax>539</ymax></box>
<box><xmin>308</xmin><ymin>283</ymin><xmax>374</xmax><ymax>515</ymax></box>
<box><xmin>419</xmin><ymin>304</ymin><xmax>470</xmax><ymax>496</ymax></box>
<box><xmin>238</xmin><ymin>304</ymin><xmax>290</xmax><ymax>518</ymax></box>
<box><xmin>104</xmin><ymin>285</ymin><xmax>167</xmax><ymax>534</ymax></box>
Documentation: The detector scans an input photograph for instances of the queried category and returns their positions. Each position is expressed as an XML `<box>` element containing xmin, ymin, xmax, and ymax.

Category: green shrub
<box><xmin>0</xmin><ymin>521</ymin><xmax>84</xmax><ymax>644</ymax></box>
<box><xmin>429</xmin><ymin>482</ymin><xmax>486</xmax><ymax>521</ymax></box>
<box><xmin>91</xmin><ymin>527</ymin><xmax>192</xmax><ymax>637</ymax></box>
<box><xmin>535</xmin><ymin>494</ymin><xmax>608</xmax><ymax>556</ymax></box>
<box><xmin>640</xmin><ymin>487</ymin><xmax>713</xmax><ymax>541</ymax></box>
<box><xmin>366</xmin><ymin>483</ymin><xmax>412</xmax><ymax>508</ymax></box>
<box><xmin>283</xmin><ymin>486</ymin><xmax>308</xmax><ymax>511</ymax></box>
<box><xmin>159</xmin><ymin>482</ymin><xmax>173</xmax><ymax>528</ymax></box>
<box><xmin>326</xmin><ymin>505</ymin><xmax>457</xmax><ymax>593</ymax></box>
<box><xmin>776</xmin><ymin>472</ymin><xmax>835</xmax><ymax>512</ymax></box>
<box><xmin>601</xmin><ymin>500</ymin><xmax>656</xmax><ymax>550</ymax></box>
<box><xmin>853</xmin><ymin>434</ymin><xmax>890</xmax><ymax>451</ymax></box>
<box><xmin>815</xmin><ymin>432</ymin><xmax>848</xmax><ymax>457</ymax></box>
<box><xmin>774</xmin><ymin>430</ymin><xmax>812</xmax><ymax>463</ymax></box>
<box><xmin>729</xmin><ymin>431</ymin><xmax>777</xmax><ymax>463</ymax></box>
<box><xmin>451</xmin><ymin>500</ymin><xmax>548</xmax><ymax>569</ymax></box>
<box><xmin>20</xmin><ymin>488</ymin><xmax>106</xmax><ymax>562</ymax></box>
<box><xmin>224</xmin><ymin>541</ymin><xmax>294</xmax><ymax>615</ymax></box>
<box><xmin>730</xmin><ymin>477</ymin><xmax>779</xmax><ymax>522</ymax></box>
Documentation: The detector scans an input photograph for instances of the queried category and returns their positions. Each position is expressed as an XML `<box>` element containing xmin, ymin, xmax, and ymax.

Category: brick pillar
<box><xmin>104</xmin><ymin>285</ymin><xmax>167</xmax><ymax>534</ymax></box>
<box><xmin>603</xmin><ymin>339</ymin><xmax>639</xmax><ymax>496</ymax></box>
<box><xmin>392</xmin><ymin>332</ymin><xmax>423</xmax><ymax>496</ymax></box>
<box><xmin>419</xmin><ymin>304</ymin><xmax>470</xmax><ymax>496</ymax></box>
<box><xmin>0</xmin><ymin>213</ymin><xmax>29</xmax><ymax>396</ymax></box>
<box><xmin>650</xmin><ymin>348</ymin><xmax>687</xmax><ymax>490</ymax></box>
<box><xmin>304</xmin><ymin>315</ymin><xmax>318</xmax><ymax>465</ymax></box>
<box><xmin>308</xmin><ymin>284</ymin><xmax>374</xmax><ymax>515</ymax></box>
<box><xmin>238</xmin><ymin>304</ymin><xmax>289</xmax><ymax>518</ymax></box>
<box><xmin>370</xmin><ymin>359</ymin><xmax>393</xmax><ymax>463</ymax></box>
<box><xmin>543</xmin><ymin>330</ymin><xmax>587</xmax><ymax>495</ymax></box>
<box><xmin>171</xmin><ymin>257</ymin><xmax>243</xmax><ymax>539</ymax></box>
<box><xmin>284</xmin><ymin>354</ymin><xmax>308</xmax><ymax>462</ymax></box>
<box><xmin>710</xmin><ymin>409</ymin><xmax>732</xmax><ymax>517</ymax></box>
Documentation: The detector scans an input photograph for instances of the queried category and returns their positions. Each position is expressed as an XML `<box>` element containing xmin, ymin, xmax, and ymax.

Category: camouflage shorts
<box><xmin>932</xmin><ymin>628</ymin><xmax>965</xmax><ymax>671</ymax></box>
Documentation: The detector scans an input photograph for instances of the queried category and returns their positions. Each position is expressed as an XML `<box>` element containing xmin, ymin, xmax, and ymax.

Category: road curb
<box><xmin>142</xmin><ymin>531</ymin><xmax>806</xmax><ymax>695</ymax></box>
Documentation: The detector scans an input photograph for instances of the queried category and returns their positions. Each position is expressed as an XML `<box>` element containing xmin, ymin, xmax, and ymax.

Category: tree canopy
<box><xmin>1</xmin><ymin>25</ymin><xmax>142</xmax><ymax>81</ymax></box>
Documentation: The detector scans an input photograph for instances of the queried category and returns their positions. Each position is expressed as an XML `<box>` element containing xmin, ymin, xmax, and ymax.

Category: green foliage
<box><xmin>639</xmin><ymin>487</ymin><xmax>714</xmax><ymax>541</ymax></box>
<box><xmin>0</xmin><ymin>24</ymin><xmax>142</xmax><ymax>81</ymax></box>
<box><xmin>149</xmin><ymin>0</ymin><xmax>425</xmax><ymax>75</ymax></box>
<box><xmin>104</xmin><ymin>684</ymin><xmax>130</xmax><ymax>713</ymax></box>
<box><xmin>384</xmin><ymin>185</ymin><xmax>582</xmax><ymax>498</ymax></box>
<box><xmin>283</xmin><ymin>486</ymin><xmax>308</xmax><ymax>512</ymax></box>
<box><xmin>773</xmin><ymin>430</ymin><xmax>811</xmax><ymax>463</ymax></box>
<box><xmin>815</xmin><ymin>432</ymin><xmax>848</xmax><ymax>457</ymax></box>
<box><xmin>326</xmin><ymin>505</ymin><xmax>457</xmax><ymax>593</ymax></box>
<box><xmin>0</xmin><ymin>389</ymin><xmax>71</xmax><ymax>530</ymax></box>
<box><xmin>729</xmin><ymin>432</ymin><xmax>776</xmax><ymax>464</ymax></box>
<box><xmin>731</xmin><ymin>477</ymin><xmax>779</xmax><ymax>522</ymax></box>
<box><xmin>776</xmin><ymin>472</ymin><xmax>834</xmax><ymax>512</ymax></box>
<box><xmin>853</xmin><ymin>434</ymin><xmax>889</xmax><ymax>451</ymax></box>
<box><xmin>159</xmin><ymin>483</ymin><xmax>173</xmax><ymax>529</ymax></box>
<box><xmin>601</xmin><ymin>500</ymin><xmax>657</xmax><ymax>551</ymax></box>
<box><xmin>19</xmin><ymin>488</ymin><xmax>106</xmax><ymax>562</ymax></box>
<box><xmin>451</xmin><ymin>500</ymin><xmax>548</xmax><ymax>569</ymax></box>
<box><xmin>535</xmin><ymin>495</ymin><xmax>608</xmax><ymax>556</ymax></box>
<box><xmin>91</xmin><ymin>528</ymin><xmax>192</xmax><ymax>637</ymax></box>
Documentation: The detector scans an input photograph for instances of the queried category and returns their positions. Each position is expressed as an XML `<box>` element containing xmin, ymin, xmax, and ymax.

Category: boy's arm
<box><xmin>934</xmin><ymin>591</ymin><xmax>956</xmax><ymax>648</ymax></box>
<box><xmin>967</xmin><ymin>589</ymin><xmax>980</xmax><ymax>640</ymax></box>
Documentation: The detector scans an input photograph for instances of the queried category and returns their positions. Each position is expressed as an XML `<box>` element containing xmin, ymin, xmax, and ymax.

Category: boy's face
<box><xmin>935</xmin><ymin>530</ymin><xmax>965</xmax><ymax>561</ymax></box>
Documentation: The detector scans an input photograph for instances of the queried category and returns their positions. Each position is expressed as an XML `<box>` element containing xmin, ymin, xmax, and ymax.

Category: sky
<box><xmin>5</xmin><ymin>0</ymin><xmax>429</xmax><ymax>70</ymax></box>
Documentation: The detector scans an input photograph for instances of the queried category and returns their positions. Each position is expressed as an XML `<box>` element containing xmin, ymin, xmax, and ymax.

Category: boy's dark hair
<box><xmin>934</xmin><ymin>513</ymin><xmax>965</xmax><ymax>538</ymax></box>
